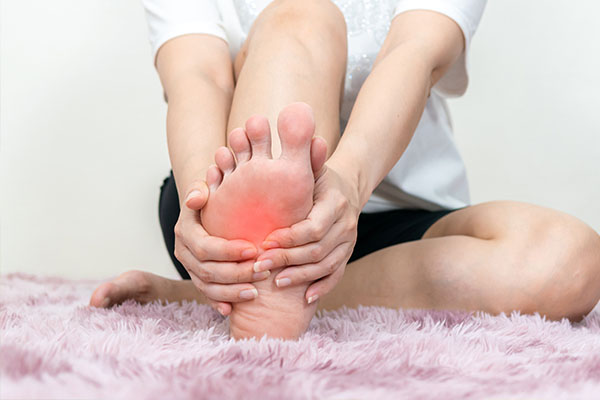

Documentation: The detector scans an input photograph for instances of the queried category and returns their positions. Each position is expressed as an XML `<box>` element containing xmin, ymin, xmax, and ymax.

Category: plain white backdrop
<box><xmin>1</xmin><ymin>1</ymin><xmax>599</xmax><ymax>280</ymax></box>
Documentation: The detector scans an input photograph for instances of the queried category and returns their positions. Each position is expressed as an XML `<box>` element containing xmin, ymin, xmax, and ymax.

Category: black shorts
<box><xmin>158</xmin><ymin>171</ymin><xmax>458</xmax><ymax>280</ymax></box>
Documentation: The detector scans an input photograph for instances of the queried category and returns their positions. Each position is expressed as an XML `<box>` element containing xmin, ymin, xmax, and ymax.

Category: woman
<box><xmin>91</xmin><ymin>0</ymin><xmax>600</xmax><ymax>339</ymax></box>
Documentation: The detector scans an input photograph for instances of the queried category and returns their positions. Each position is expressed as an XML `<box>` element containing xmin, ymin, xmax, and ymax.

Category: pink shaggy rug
<box><xmin>1</xmin><ymin>274</ymin><xmax>600</xmax><ymax>399</ymax></box>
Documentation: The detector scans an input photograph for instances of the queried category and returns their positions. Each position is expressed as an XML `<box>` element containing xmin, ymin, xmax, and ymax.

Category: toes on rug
<box><xmin>1</xmin><ymin>273</ymin><xmax>600</xmax><ymax>400</ymax></box>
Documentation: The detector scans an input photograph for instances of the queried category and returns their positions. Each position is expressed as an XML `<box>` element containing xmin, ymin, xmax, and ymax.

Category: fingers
<box><xmin>271</xmin><ymin>242</ymin><xmax>352</xmax><ymax>287</ymax></box>
<box><xmin>304</xmin><ymin>264</ymin><xmax>347</xmax><ymax>304</ymax></box>
<box><xmin>262</xmin><ymin>193</ymin><xmax>340</xmax><ymax>249</ymax></box>
<box><xmin>256</xmin><ymin>220</ymin><xmax>350</xmax><ymax>270</ymax></box>
<box><xmin>182</xmin><ymin>179</ymin><xmax>210</xmax><ymax>211</ymax></box>
<box><xmin>186</xmin><ymin>256</ymin><xmax>271</xmax><ymax>285</ymax></box>
<box><xmin>188</xmin><ymin>272</ymin><xmax>259</xmax><ymax>303</ymax></box>
<box><xmin>175</xmin><ymin>220</ymin><xmax>256</xmax><ymax>262</ymax></box>
<box><xmin>190</xmin><ymin>235</ymin><xmax>257</xmax><ymax>262</ymax></box>
<box><xmin>176</xmin><ymin>179</ymin><xmax>257</xmax><ymax>262</ymax></box>
<box><xmin>176</xmin><ymin>247</ymin><xmax>258</xmax><ymax>283</ymax></box>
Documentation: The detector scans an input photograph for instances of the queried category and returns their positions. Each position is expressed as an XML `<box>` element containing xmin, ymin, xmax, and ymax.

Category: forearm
<box><xmin>327</xmin><ymin>43</ymin><xmax>433</xmax><ymax>208</ymax></box>
<box><xmin>155</xmin><ymin>35</ymin><xmax>235</xmax><ymax>205</ymax></box>
<box><xmin>165</xmin><ymin>75</ymin><xmax>232</xmax><ymax>204</ymax></box>
<box><xmin>327</xmin><ymin>11</ymin><xmax>464</xmax><ymax>208</ymax></box>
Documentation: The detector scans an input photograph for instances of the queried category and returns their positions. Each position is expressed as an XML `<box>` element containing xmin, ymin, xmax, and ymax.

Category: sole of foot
<box><xmin>201</xmin><ymin>102</ymin><xmax>326</xmax><ymax>340</ymax></box>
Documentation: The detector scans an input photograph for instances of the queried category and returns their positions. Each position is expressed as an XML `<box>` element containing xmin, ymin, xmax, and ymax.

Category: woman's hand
<box><xmin>253</xmin><ymin>164</ymin><xmax>361</xmax><ymax>304</ymax></box>
<box><xmin>174</xmin><ymin>179</ymin><xmax>268</xmax><ymax>316</ymax></box>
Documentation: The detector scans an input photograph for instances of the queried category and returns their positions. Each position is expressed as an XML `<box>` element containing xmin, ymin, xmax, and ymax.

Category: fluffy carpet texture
<box><xmin>1</xmin><ymin>274</ymin><xmax>600</xmax><ymax>399</ymax></box>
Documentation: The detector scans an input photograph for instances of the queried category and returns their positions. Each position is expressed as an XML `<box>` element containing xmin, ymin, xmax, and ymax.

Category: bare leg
<box><xmin>89</xmin><ymin>106</ymin><xmax>326</xmax><ymax>313</ymax></box>
<box><xmin>227</xmin><ymin>0</ymin><xmax>347</xmax><ymax>155</ymax></box>
<box><xmin>208</xmin><ymin>0</ymin><xmax>347</xmax><ymax>339</ymax></box>
<box><xmin>319</xmin><ymin>201</ymin><xmax>600</xmax><ymax>322</ymax></box>
<box><xmin>91</xmin><ymin>1</ymin><xmax>347</xmax><ymax>313</ymax></box>
<box><xmin>92</xmin><ymin>3</ymin><xmax>600</xmax><ymax>324</ymax></box>
<box><xmin>91</xmin><ymin>201</ymin><xmax>600</xmax><ymax>325</ymax></box>
<box><xmin>90</xmin><ymin>270</ymin><xmax>206</xmax><ymax>308</ymax></box>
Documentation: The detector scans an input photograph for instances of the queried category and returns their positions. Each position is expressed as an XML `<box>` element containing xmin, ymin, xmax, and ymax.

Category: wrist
<box><xmin>325</xmin><ymin>152</ymin><xmax>369</xmax><ymax>211</ymax></box>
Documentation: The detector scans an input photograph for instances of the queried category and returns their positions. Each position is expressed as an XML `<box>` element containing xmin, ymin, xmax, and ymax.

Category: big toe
<box><xmin>90</xmin><ymin>281</ymin><xmax>120</xmax><ymax>308</ymax></box>
<box><xmin>89</xmin><ymin>271</ymin><xmax>152</xmax><ymax>308</ymax></box>
<box><xmin>277</xmin><ymin>102</ymin><xmax>315</xmax><ymax>161</ymax></box>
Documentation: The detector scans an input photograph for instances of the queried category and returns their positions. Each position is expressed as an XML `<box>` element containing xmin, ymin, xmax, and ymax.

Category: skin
<box><xmin>202</xmin><ymin>103</ymin><xmax>325</xmax><ymax>339</ymax></box>
<box><xmin>90</xmin><ymin>0</ymin><xmax>600</xmax><ymax>328</ymax></box>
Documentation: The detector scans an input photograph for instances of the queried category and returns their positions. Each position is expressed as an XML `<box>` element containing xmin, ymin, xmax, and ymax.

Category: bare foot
<box><xmin>89</xmin><ymin>270</ymin><xmax>204</xmax><ymax>308</ymax></box>
<box><xmin>201</xmin><ymin>102</ymin><xmax>327</xmax><ymax>340</ymax></box>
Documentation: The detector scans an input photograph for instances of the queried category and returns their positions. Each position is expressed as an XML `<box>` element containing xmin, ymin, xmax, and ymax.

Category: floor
<box><xmin>1</xmin><ymin>273</ymin><xmax>599</xmax><ymax>399</ymax></box>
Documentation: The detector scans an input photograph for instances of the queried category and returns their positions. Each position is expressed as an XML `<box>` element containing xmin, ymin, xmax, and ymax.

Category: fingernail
<box><xmin>262</xmin><ymin>241</ymin><xmax>280</xmax><ymax>250</ymax></box>
<box><xmin>239</xmin><ymin>288</ymin><xmax>258</xmax><ymax>300</ymax></box>
<box><xmin>253</xmin><ymin>259</ymin><xmax>273</xmax><ymax>272</ymax></box>
<box><xmin>276</xmin><ymin>278</ymin><xmax>291</xmax><ymax>288</ymax></box>
<box><xmin>307</xmin><ymin>294</ymin><xmax>319</xmax><ymax>304</ymax></box>
<box><xmin>101</xmin><ymin>298</ymin><xmax>111</xmax><ymax>308</ymax></box>
<box><xmin>252</xmin><ymin>270</ymin><xmax>270</xmax><ymax>281</ymax></box>
<box><xmin>241</xmin><ymin>248</ymin><xmax>257</xmax><ymax>259</ymax></box>
<box><xmin>185</xmin><ymin>190</ymin><xmax>202</xmax><ymax>203</ymax></box>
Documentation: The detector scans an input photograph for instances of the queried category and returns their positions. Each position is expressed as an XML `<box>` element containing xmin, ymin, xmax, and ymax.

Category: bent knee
<box><xmin>500</xmin><ymin>217</ymin><xmax>600</xmax><ymax>321</ymax></box>
<box><xmin>247</xmin><ymin>0</ymin><xmax>347</xmax><ymax>56</ymax></box>
<box><xmin>259</xmin><ymin>0</ymin><xmax>346</xmax><ymax>37</ymax></box>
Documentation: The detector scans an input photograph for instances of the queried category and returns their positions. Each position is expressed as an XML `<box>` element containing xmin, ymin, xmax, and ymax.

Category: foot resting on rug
<box><xmin>201</xmin><ymin>102</ymin><xmax>326</xmax><ymax>340</ymax></box>
<box><xmin>89</xmin><ymin>270</ymin><xmax>205</xmax><ymax>308</ymax></box>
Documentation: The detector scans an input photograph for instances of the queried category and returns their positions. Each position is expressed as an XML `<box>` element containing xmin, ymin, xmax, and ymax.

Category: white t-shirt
<box><xmin>142</xmin><ymin>0</ymin><xmax>487</xmax><ymax>212</ymax></box>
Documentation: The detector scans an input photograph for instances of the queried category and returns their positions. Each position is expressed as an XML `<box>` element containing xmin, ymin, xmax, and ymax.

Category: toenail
<box><xmin>276</xmin><ymin>278</ymin><xmax>291</xmax><ymax>288</ymax></box>
<box><xmin>101</xmin><ymin>298</ymin><xmax>111</xmax><ymax>308</ymax></box>
<box><xmin>253</xmin><ymin>259</ymin><xmax>273</xmax><ymax>272</ymax></box>
<box><xmin>252</xmin><ymin>271</ymin><xmax>270</xmax><ymax>281</ymax></box>
<box><xmin>241</xmin><ymin>248</ymin><xmax>257</xmax><ymax>259</ymax></box>
<box><xmin>240</xmin><ymin>288</ymin><xmax>258</xmax><ymax>300</ymax></box>
<box><xmin>307</xmin><ymin>294</ymin><xmax>319</xmax><ymax>304</ymax></box>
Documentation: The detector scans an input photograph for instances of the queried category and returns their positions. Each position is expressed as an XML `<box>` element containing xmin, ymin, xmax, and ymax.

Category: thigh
<box><xmin>320</xmin><ymin>201</ymin><xmax>600</xmax><ymax>320</ymax></box>
<box><xmin>227</xmin><ymin>0</ymin><xmax>347</xmax><ymax>158</ymax></box>
<box><xmin>319</xmin><ymin>233</ymin><xmax>496</xmax><ymax>312</ymax></box>
<box><xmin>422</xmin><ymin>200</ymin><xmax>586</xmax><ymax>242</ymax></box>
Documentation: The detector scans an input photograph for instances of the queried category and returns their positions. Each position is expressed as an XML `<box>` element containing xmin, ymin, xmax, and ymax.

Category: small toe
<box><xmin>229</xmin><ymin>128</ymin><xmax>252</xmax><ymax>164</ymax></box>
<box><xmin>310</xmin><ymin>136</ymin><xmax>328</xmax><ymax>175</ymax></box>
<box><xmin>206</xmin><ymin>164</ymin><xmax>223</xmax><ymax>192</ymax></box>
<box><xmin>215</xmin><ymin>146</ymin><xmax>236</xmax><ymax>176</ymax></box>
<box><xmin>277</xmin><ymin>102</ymin><xmax>315</xmax><ymax>161</ymax></box>
<box><xmin>245</xmin><ymin>115</ymin><xmax>272</xmax><ymax>158</ymax></box>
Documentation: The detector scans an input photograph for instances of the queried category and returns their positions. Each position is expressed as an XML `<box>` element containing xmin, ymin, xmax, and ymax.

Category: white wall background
<box><xmin>1</xmin><ymin>0</ymin><xmax>599</xmax><ymax>280</ymax></box>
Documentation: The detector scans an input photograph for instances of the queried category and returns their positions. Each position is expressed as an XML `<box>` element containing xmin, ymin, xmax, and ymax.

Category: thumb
<box><xmin>183</xmin><ymin>180</ymin><xmax>209</xmax><ymax>211</ymax></box>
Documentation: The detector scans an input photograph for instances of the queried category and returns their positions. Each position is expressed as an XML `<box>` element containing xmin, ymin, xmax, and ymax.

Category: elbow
<box><xmin>163</xmin><ymin>69</ymin><xmax>234</xmax><ymax>104</ymax></box>
<box><xmin>374</xmin><ymin>41</ymin><xmax>438</xmax><ymax>93</ymax></box>
<box><xmin>207</xmin><ymin>70</ymin><xmax>235</xmax><ymax>98</ymax></box>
